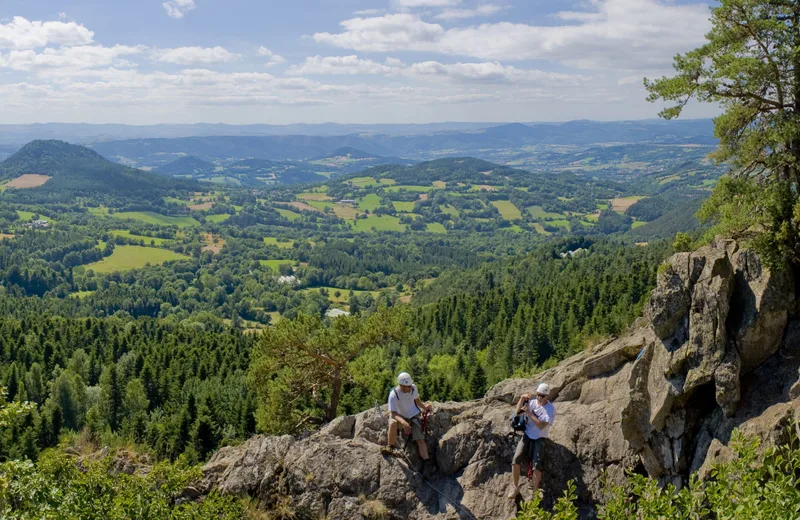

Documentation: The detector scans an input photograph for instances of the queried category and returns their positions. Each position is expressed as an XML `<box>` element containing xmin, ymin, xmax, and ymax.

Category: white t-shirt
<box><xmin>388</xmin><ymin>385</ymin><xmax>421</xmax><ymax>419</ymax></box>
<box><xmin>525</xmin><ymin>399</ymin><xmax>556</xmax><ymax>439</ymax></box>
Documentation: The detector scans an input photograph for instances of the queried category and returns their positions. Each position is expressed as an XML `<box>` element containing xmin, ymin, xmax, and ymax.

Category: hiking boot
<box><xmin>380</xmin><ymin>445</ymin><xmax>395</xmax><ymax>456</ymax></box>
<box><xmin>507</xmin><ymin>485</ymin><xmax>520</xmax><ymax>499</ymax></box>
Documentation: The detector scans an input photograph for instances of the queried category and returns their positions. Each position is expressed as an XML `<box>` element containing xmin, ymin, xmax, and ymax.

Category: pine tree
<box><xmin>469</xmin><ymin>363</ymin><xmax>487</xmax><ymax>400</ymax></box>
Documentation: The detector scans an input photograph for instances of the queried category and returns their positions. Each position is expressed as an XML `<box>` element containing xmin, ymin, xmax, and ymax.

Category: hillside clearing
<box><xmin>264</xmin><ymin>237</ymin><xmax>294</xmax><ymax>248</ymax></box>
<box><xmin>289</xmin><ymin>202</ymin><xmax>323</xmax><ymax>213</ymax></box>
<box><xmin>491</xmin><ymin>200</ymin><xmax>522</xmax><ymax>220</ymax></box>
<box><xmin>611</xmin><ymin>196</ymin><xmax>646</xmax><ymax>213</ymax></box>
<box><xmin>6</xmin><ymin>174</ymin><xmax>51</xmax><ymax>189</ymax></box>
<box><xmin>392</xmin><ymin>201</ymin><xmax>416</xmax><ymax>212</ymax></box>
<box><xmin>352</xmin><ymin>215</ymin><xmax>405</xmax><ymax>232</ymax></box>
<box><xmin>426</xmin><ymin>223</ymin><xmax>447</xmax><ymax>234</ymax></box>
<box><xmin>259</xmin><ymin>259</ymin><xmax>296</xmax><ymax>273</ymax></box>
<box><xmin>276</xmin><ymin>208</ymin><xmax>301</xmax><ymax>221</ymax></box>
<box><xmin>85</xmin><ymin>245</ymin><xmax>189</xmax><ymax>273</ymax></box>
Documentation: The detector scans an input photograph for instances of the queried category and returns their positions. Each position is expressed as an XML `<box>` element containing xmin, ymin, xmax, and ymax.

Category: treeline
<box><xmin>0</xmin><ymin>314</ymin><xmax>256</xmax><ymax>463</ymax></box>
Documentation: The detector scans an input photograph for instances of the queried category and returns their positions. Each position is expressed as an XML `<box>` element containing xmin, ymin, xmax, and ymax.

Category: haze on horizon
<box><xmin>1</xmin><ymin>0</ymin><xmax>721</xmax><ymax>126</ymax></box>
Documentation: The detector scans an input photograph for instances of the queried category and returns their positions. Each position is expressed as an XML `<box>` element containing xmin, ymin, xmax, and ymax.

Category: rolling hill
<box><xmin>156</xmin><ymin>156</ymin><xmax>216</xmax><ymax>176</ymax></box>
<box><xmin>0</xmin><ymin>140</ymin><xmax>193</xmax><ymax>198</ymax></box>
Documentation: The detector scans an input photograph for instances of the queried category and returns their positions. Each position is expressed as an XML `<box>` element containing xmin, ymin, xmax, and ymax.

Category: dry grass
<box><xmin>289</xmin><ymin>202</ymin><xmax>323</xmax><ymax>213</ymax></box>
<box><xmin>418</xmin><ymin>193</ymin><xmax>429</xmax><ymax>201</ymax></box>
<box><xmin>473</xmin><ymin>184</ymin><xmax>498</xmax><ymax>192</ymax></box>
<box><xmin>611</xmin><ymin>196</ymin><xmax>645</xmax><ymax>212</ymax></box>
<box><xmin>0</xmin><ymin>233</ymin><xmax>14</xmax><ymax>240</ymax></box>
<box><xmin>360</xmin><ymin>499</ymin><xmax>389</xmax><ymax>520</ymax></box>
<box><xmin>7</xmin><ymin>174</ymin><xmax>51</xmax><ymax>188</ymax></box>
<box><xmin>298</xmin><ymin>193</ymin><xmax>333</xmax><ymax>202</ymax></box>
<box><xmin>201</xmin><ymin>233</ymin><xmax>225</xmax><ymax>254</ymax></box>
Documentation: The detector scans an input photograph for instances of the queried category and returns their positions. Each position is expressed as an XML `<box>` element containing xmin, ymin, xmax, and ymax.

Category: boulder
<box><xmin>201</xmin><ymin>241</ymin><xmax>799</xmax><ymax>519</ymax></box>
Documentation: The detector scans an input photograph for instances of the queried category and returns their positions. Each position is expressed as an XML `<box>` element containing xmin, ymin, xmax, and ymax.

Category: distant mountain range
<box><xmin>79</xmin><ymin>119</ymin><xmax>715</xmax><ymax>170</ymax></box>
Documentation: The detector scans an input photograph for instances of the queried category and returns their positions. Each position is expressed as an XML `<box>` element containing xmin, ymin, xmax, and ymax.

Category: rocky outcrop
<box><xmin>201</xmin><ymin>239</ymin><xmax>800</xmax><ymax>519</ymax></box>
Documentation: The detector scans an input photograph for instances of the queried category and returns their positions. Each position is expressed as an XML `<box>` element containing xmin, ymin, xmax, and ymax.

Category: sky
<box><xmin>0</xmin><ymin>0</ymin><xmax>720</xmax><ymax>125</ymax></box>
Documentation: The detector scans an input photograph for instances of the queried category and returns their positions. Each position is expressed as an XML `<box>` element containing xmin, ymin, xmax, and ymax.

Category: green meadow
<box><xmin>426</xmin><ymin>223</ymin><xmax>447</xmax><ymax>234</ymax></box>
<box><xmin>392</xmin><ymin>201</ymin><xmax>416</xmax><ymax>212</ymax></box>
<box><xmin>358</xmin><ymin>194</ymin><xmax>382</xmax><ymax>211</ymax></box>
<box><xmin>264</xmin><ymin>237</ymin><xmax>295</xmax><ymax>248</ymax></box>
<box><xmin>85</xmin><ymin>245</ymin><xmax>189</xmax><ymax>273</ymax></box>
<box><xmin>276</xmin><ymin>208</ymin><xmax>301</xmax><ymax>221</ymax></box>
<box><xmin>206</xmin><ymin>214</ymin><xmax>231</xmax><ymax>223</ymax></box>
<box><xmin>528</xmin><ymin>206</ymin><xmax>563</xmax><ymax>219</ymax></box>
<box><xmin>110</xmin><ymin>230</ymin><xmax>171</xmax><ymax>246</ymax></box>
<box><xmin>352</xmin><ymin>215</ymin><xmax>405</xmax><ymax>232</ymax></box>
<box><xmin>491</xmin><ymin>200</ymin><xmax>523</xmax><ymax>220</ymax></box>
<box><xmin>112</xmin><ymin>212</ymin><xmax>199</xmax><ymax>228</ymax></box>
<box><xmin>259</xmin><ymin>259</ymin><xmax>296</xmax><ymax>273</ymax></box>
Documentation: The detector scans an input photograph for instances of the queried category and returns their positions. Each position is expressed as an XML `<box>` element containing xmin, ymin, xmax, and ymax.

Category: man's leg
<box><xmin>416</xmin><ymin>439</ymin><xmax>429</xmax><ymax>460</ymax></box>
<box><xmin>530</xmin><ymin>439</ymin><xmax>545</xmax><ymax>497</ymax></box>
<box><xmin>508</xmin><ymin>436</ymin><xmax>527</xmax><ymax>498</ymax></box>
<box><xmin>387</xmin><ymin>419</ymin><xmax>398</xmax><ymax>447</ymax></box>
<box><xmin>532</xmin><ymin>469</ymin><xmax>542</xmax><ymax>495</ymax></box>
<box><xmin>512</xmin><ymin>464</ymin><xmax>521</xmax><ymax>488</ymax></box>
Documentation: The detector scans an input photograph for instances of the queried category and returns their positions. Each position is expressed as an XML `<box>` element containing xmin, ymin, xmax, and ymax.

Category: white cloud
<box><xmin>0</xmin><ymin>16</ymin><xmax>94</xmax><ymax>50</ymax></box>
<box><xmin>162</xmin><ymin>0</ymin><xmax>196</xmax><ymax>19</ymax></box>
<box><xmin>315</xmin><ymin>0</ymin><xmax>711</xmax><ymax>70</ymax></box>
<box><xmin>288</xmin><ymin>55</ymin><xmax>399</xmax><ymax>76</ymax></box>
<box><xmin>407</xmin><ymin>60</ymin><xmax>585</xmax><ymax>84</ymax></box>
<box><xmin>152</xmin><ymin>46</ymin><xmax>239</xmax><ymax>65</ymax></box>
<box><xmin>434</xmin><ymin>4</ymin><xmax>503</xmax><ymax>20</ymax></box>
<box><xmin>257</xmin><ymin>46</ymin><xmax>286</xmax><ymax>67</ymax></box>
<box><xmin>393</xmin><ymin>0</ymin><xmax>461</xmax><ymax>6</ymax></box>
<box><xmin>286</xmin><ymin>54</ymin><xmax>586</xmax><ymax>86</ymax></box>
<box><xmin>315</xmin><ymin>14</ymin><xmax>444</xmax><ymax>53</ymax></box>
<box><xmin>0</xmin><ymin>45</ymin><xmax>145</xmax><ymax>71</ymax></box>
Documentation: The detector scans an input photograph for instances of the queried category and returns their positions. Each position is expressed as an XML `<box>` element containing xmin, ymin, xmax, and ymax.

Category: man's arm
<box><xmin>525</xmin><ymin>407</ymin><xmax>551</xmax><ymax>429</ymax></box>
<box><xmin>516</xmin><ymin>394</ymin><xmax>530</xmax><ymax>413</ymax></box>
<box><xmin>414</xmin><ymin>397</ymin><xmax>432</xmax><ymax>412</ymax></box>
<box><xmin>392</xmin><ymin>411</ymin><xmax>412</xmax><ymax>430</ymax></box>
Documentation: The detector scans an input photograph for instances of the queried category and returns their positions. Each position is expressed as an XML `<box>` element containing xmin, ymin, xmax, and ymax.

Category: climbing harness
<box><xmin>402</xmin><ymin>408</ymin><xmax>431</xmax><ymax>448</ymax></box>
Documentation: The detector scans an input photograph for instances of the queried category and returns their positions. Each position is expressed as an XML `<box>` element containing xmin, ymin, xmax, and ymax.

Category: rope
<box><xmin>391</xmin><ymin>445</ymin><xmax>480</xmax><ymax>520</ymax></box>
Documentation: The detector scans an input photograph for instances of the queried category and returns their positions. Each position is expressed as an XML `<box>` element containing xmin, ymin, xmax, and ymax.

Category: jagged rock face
<box><xmin>202</xmin><ymin>240</ymin><xmax>800</xmax><ymax>519</ymax></box>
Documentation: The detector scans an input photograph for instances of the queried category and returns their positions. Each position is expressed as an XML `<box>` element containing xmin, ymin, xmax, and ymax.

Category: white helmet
<box><xmin>536</xmin><ymin>383</ymin><xmax>551</xmax><ymax>396</ymax></box>
<box><xmin>398</xmin><ymin>372</ymin><xmax>413</xmax><ymax>386</ymax></box>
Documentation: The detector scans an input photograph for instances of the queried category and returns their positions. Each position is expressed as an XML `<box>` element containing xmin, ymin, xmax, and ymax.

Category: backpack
<box><xmin>510</xmin><ymin>399</ymin><xmax>528</xmax><ymax>433</ymax></box>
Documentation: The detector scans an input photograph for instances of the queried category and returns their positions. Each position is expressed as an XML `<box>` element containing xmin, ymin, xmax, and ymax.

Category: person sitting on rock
<box><xmin>509</xmin><ymin>383</ymin><xmax>556</xmax><ymax>499</ymax></box>
<box><xmin>381</xmin><ymin>372</ymin><xmax>433</xmax><ymax>465</ymax></box>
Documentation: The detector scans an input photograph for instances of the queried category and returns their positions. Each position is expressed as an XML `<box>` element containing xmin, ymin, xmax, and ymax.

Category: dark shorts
<box><xmin>513</xmin><ymin>435</ymin><xmax>545</xmax><ymax>470</ymax></box>
<box><xmin>391</xmin><ymin>414</ymin><xmax>424</xmax><ymax>441</ymax></box>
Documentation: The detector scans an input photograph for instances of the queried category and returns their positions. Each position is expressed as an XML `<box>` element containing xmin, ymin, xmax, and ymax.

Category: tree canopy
<box><xmin>646</xmin><ymin>0</ymin><xmax>800</xmax><ymax>265</ymax></box>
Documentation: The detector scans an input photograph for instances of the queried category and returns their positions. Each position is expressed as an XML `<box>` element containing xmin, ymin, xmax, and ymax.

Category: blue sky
<box><xmin>0</xmin><ymin>0</ymin><xmax>718</xmax><ymax>125</ymax></box>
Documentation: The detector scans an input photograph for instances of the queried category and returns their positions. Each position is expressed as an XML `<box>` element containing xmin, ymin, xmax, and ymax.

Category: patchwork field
<box><xmin>439</xmin><ymin>204</ymin><xmax>459</xmax><ymax>217</ymax></box>
<box><xmin>17</xmin><ymin>210</ymin><xmax>56</xmax><ymax>222</ymax></box>
<box><xmin>358</xmin><ymin>194</ymin><xmax>382</xmax><ymax>212</ymax></box>
<box><xmin>298</xmin><ymin>193</ymin><xmax>333</xmax><ymax>202</ymax></box>
<box><xmin>528</xmin><ymin>206</ymin><xmax>564</xmax><ymax>219</ymax></box>
<box><xmin>384</xmin><ymin>185</ymin><xmax>434</xmax><ymax>193</ymax></box>
<box><xmin>86</xmin><ymin>245</ymin><xmax>189</xmax><ymax>273</ymax></box>
<box><xmin>392</xmin><ymin>201</ymin><xmax>416</xmax><ymax>212</ymax></box>
<box><xmin>491</xmin><ymin>200</ymin><xmax>522</xmax><ymax>220</ymax></box>
<box><xmin>426</xmin><ymin>223</ymin><xmax>447</xmax><ymax>234</ymax></box>
<box><xmin>301</xmin><ymin>286</ymin><xmax>382</xmax><ymax>305</ymax></box>
<box><xmin>352</xmin><ymin>215</ymin><xmax>405</xmax><ymax>232</ymax></box>
<box><xmin>206</xmin><ymin>214</ymin><xmax>231</xmax><ymax>223</ymax></box>
<box><xmin>276</xmin><ymin>208</ymin><xmax>301</xmax><ymax>221</ymax></box>
<box><xmin>289</xmin><ymin>202</ymin><xmax>323</xmax><ymax>213</ymax></box>
<box><xmin>259</xmin><ymin>259</ymin><xmax>296</xmax><ymax>273</ymax></box>
<box><xmin>112</xmin><ymin>212</ymin><xmax>199</xmax><ymax>228</ymax></box>
<box><xmin>6</xmin><ymin>174</ymin><xmax>51</xmax><ymax>189</ymax></box>
<box><xmin>87</xmin><ymin>207</ymin><xmax>109</xmax><ymax>216</ymax></box>
<box><xmin>110</xmin><ymin>230</ymin><xmax>171</xmax><ymax>246</ymax></box>
<box><xmin>264</xmin><ymin>237</ymin><xmax>294</xmax><ymax>248</ymax></box>
<box><xmin>188</xmin><ymin>201</ymin><xmax>214</xmax><ymax>211</ymax></box>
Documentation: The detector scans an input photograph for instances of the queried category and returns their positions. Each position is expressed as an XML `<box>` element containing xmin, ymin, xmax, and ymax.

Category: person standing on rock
<box><xmin>509</xmin><ymin>383</ymin><xmax>556</xmax><ymax>499</ymax></box>
<box><xmin>381</xmin><ymin>372</ymin><xmax>433</xmax><ymax>466</ymax></box>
